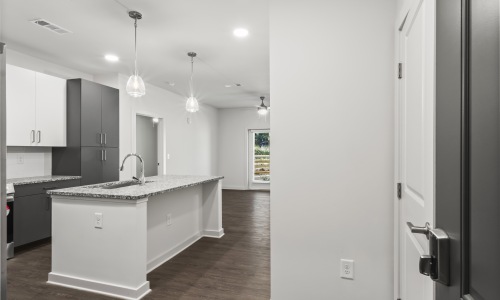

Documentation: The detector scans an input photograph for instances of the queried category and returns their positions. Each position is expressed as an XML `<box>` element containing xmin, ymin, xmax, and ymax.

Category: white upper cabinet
<box><xmin>6</xmin><ymin>64</ymin><xmax>67</xmax><ymax>147</ymax></box>
<box><xmin>35</xmin><ymin>72</ymin><xmax>67</xmax><ymax>146</ymax></box>
<box><xmin>6</xmin><ymin>64</ymin><xmax>36</xmax><ymax>146</ymax></box>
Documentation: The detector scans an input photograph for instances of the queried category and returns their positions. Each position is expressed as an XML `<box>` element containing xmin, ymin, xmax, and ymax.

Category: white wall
<box><xmin>218</xmin><ymin>108</ymin><xmax>269</xmax><ymax>189</ymax></box>
<box><xmin>6</xmin><ymin>48</ymin><xmax>93</xmax><ymax>80</ymax></box>
<box><xmin>117</xmin><ymin>74</ymin><xmax>219</xmax><ymax>180</ymax></box>
<box><xmin>6</xmin><ymin>147</ymin><xmax>51</xmax><ymax>178</ymax></box>
<box><xmin>270</xmin><ymin>1</ymin><xmax>395</xmax><ymax>299</ymax></box>
<box><xmin>6</xmin><ymin>48</ymin><xmax>94</xmax><ymax>179</ymax></box>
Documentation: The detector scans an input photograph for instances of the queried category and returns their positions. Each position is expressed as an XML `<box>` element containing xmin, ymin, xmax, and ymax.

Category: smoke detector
<box><xmin>30</xmin><ymin>19</ymin><xmax>72</xmax><ymax>35</ymax></box>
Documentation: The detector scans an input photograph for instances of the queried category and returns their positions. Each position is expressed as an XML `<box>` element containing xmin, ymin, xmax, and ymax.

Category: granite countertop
<box><xmin>48</xmin><ymin>175</ymin><xmax>224</xmax><ymax>200</ymax></box>
<box><xmin>6</xmin><ymin>175</ymin><xmax>82</xmax><ymax>186</ymax></box>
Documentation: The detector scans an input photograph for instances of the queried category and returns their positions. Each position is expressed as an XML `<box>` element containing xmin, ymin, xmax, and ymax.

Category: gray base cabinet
<box><xmin>53</xmin><ymin>79</ymin><xmax>119</xmax><ymax>186</ymax></box>
<box><xmin>14</xmin><ymin>179</ymin><xmax>80</xmax><ymax>247</ymax></box>
<box><xmin>14</xmin><ymin>194</ymin><xmax>51</xmax><ymax>247</ymax></box>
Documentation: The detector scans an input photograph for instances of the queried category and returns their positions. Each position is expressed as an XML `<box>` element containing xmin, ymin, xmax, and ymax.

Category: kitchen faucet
<box><xmin>120</xmin><ymin>153</ymin><xmax>146</xmax><ymax>185</ymax></box>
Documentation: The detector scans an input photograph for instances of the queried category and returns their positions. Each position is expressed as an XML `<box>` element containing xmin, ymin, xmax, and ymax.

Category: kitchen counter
<box><xmin>48</xmin><ymin>174</ymin><xmax>224</xmax><ymax>300</ymax></box>
<box><xmin>6</xmin><ymin>175</ymin><xmax>82</xmax><ymax>186</ymax></box>
<box><xmin>48</xmin><ymin>175</ymin><xmax>223</xmax><ymax>200</ymax></box>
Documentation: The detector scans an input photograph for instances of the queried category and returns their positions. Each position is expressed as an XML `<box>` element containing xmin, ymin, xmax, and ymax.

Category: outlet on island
<box><xmin>166</xmin><ymin>213</ymin><xmax>172</xmax><ymax>226</ymax></box>
<box><xmin>340</xmin><ymin>259</ymin><xmax>354</xmax><ymax>279</ymax></box>
<box><xmin>94</xmin><ymin>212</ymin><xmax>103</xmax><ymax>229</ymax></box>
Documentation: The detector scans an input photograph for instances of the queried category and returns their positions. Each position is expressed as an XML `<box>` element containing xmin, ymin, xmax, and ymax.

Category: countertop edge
<box><xmin>48</xmin><ymin>176</ymin><xmax>224</xmax><ymax>200</ymax></box>
<box><xmin>7</xmin><ymin>176</ymin><xmax>82</xmax><ymax>186</ymax></box>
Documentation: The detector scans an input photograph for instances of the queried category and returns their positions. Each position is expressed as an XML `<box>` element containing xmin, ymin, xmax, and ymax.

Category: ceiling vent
<box><xmin>30</xmin><ymin>19</ymin><xmax>72</xmax><ymax>35</ymax></box>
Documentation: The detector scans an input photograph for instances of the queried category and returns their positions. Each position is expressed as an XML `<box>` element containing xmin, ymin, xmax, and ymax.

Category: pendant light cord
<box><xmin>190</xmin><ymin>56</ymin><xmax>194</xmax><ymax>97</ymax></box>
<box><xmin>134</xmin><ymin>18</ymin><xmax>138</xmax><ymax>76</ymax></box>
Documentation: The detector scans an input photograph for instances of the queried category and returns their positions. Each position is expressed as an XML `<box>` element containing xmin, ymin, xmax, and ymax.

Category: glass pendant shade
<box><xmin>257</xmin><ymin>106</ymin><xmax>268</xmax><ymax>116</ymax></box>
<box><xmin>127</xmin><ymin>11</ymin><xmax>145</xmax><ymax>98</ymax></box>
<box><xmin>257</xmin><ymin>96</ymin><xmax>269</xmax><ymax>116</ymax></box>
<box><xmin>126</xmin><ymin>74</ymin><xmax>146</xmax><ymax>98</ymax></box>
<box><xmin>186</xmin><ymin>96</ymin><xmax>200</xmax><ymax>113</ymax></box>
<box><xmin>186</xmin><ymin>52</ymin><xmax>200</xmax><ymax>113</ymax></box>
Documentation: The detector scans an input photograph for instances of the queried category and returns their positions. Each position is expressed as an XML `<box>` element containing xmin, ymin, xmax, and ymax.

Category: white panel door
<box><xmin>6</xmin><ymin>64</ymin><xmax>36</xmax><ymax>146</ymax></box>
<box><xmin>35</xmin><ymin>72</ymin><xmax>66</xmax><ymax>147</ymax></box>
<box><xmin>398</xmin><ymin>1</ymin><xmax>435</xmax><ymax>300</ymax></box>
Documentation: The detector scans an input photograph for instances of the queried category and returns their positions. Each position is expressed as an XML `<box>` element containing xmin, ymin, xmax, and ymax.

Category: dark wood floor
<box><xmin>7</xmin><ymin>189</ymin><xmax>270</xmax><ymax>300</ymax></box>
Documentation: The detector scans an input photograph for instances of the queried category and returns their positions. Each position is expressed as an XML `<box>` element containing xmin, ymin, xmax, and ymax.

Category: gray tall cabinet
<box><xmin>52</xmin><ymin>79</ymin><xmax>120</xmax><ymax>185</ymax></box>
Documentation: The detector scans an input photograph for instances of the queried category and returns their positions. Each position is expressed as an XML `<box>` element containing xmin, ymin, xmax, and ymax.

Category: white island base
<box><xmin>47</xmin><ymin>177</ymin><xmax>223</xmax><ymax>300</ymax></box>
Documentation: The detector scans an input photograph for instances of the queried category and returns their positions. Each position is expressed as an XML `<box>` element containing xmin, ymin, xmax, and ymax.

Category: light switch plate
<box><xmin>340</xmin><ymin>259</ymin><xmax>354</xmax><ymax>279</ymax></box>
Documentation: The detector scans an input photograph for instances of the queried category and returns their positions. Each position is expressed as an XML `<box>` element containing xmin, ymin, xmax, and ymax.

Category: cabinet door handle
<box><xmin>37</xmin><ymin>130</ymin><xmax>41</xmax><ymax>143</ymax></box>
<box><xmin>104</xmin><ymin>133</ymin><xmax>107</xmax><ymax>145</ymax></box>
<box><xmin>43</xmin><ymin>186</ymin><xmax>58</xmax><ymax>190</ymax></box>
<box><xmin>99</xmin><ymin>133</ymin><xmax>103</xmax><ymax>145</ymax></box>
<box><xmin>101</xmin><ymin>149</ymin><xmax>104</xmax><ymax>161</ymax></box>
<box><xmin>31</xmin><ymin>130</ymin><xmax>35</xmax><ymax>143</ymax></box>
<box><xmin>104</xmin><ymin>150</ymin><xmax>107</xmax><ymax>161</ymax></box>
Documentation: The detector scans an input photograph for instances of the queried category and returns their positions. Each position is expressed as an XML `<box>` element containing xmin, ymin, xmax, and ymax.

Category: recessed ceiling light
<box><xmin>105</xmin><ymin>54</ymin><xmax>119</xmax><ymax>62</ymax></box>
<box><xmin>166</xmin><ymin>81</ymin><xmax>176</xmax><ymax>86</ymax></box>
<box><xmin>224</xmin><ymin>84</ymin><xmax>232</xmax><ymax>88</ymax></box>
<box><xmin>233</xmin><ymin>28</ymin><xmax>249</xmax><ymax>38</ymax></box>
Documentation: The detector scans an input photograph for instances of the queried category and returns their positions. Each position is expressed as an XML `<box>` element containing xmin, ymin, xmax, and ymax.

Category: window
<box><xmin>252</xmin><ymin>130</ymin><xmax>270</xmax><ymax>183</ymax></box>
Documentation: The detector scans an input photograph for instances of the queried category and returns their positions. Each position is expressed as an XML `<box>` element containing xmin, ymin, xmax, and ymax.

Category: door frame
<box><xmin>393</xmin><ymin>1</ymin><xmax>434</xmax><ymax>298</ymax></box>
<box><xmin>131</xmin><ymin>111</ymin><xmax>164</xmax><ymax>177</ymax></box>
<box><xmin>247</xmin><ymin>128</ymin><xmax>270</xmax><ymax>190</ymax></box>
<box><xmin>393</xmin><ymin>4</ymin><xmax>411</xmax><ymax>300</ymax></box>
<box><xmin>0</xmin><ymin>41</ymin><xmax>7</xmax><ymax>300</ymax></box>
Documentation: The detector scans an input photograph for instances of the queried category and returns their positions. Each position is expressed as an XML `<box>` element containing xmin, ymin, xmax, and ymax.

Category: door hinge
<box><xmin>398</xmin><ymin>63</ymin><xmax>403</xmax><ymax>79</ymax></box>
<box><xmin>397</xmin><ymin>182</ymin><xmax>402</xmax><ymax>199</ymax></box>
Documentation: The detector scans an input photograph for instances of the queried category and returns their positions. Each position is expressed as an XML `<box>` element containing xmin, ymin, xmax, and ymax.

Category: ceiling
<box><xmin>1</xmin><ymin>0</ymin><xmax>269</xmax><ymax>108</ymax></box>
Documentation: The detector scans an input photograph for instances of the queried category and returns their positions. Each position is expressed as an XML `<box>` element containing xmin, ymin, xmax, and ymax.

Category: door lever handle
<box><xmin>407</xmin><ymin>222</ymin><xmax>431</xmax><ymax>239</ymax></box>
<box><xmin>407</xmin><ymin>222</ymin><xmax>450</xmax><ymax>286</ymax></box>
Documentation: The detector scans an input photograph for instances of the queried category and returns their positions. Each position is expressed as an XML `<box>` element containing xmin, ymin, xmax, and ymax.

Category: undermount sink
<box><xmin>101</xmin><ymin>181</ymin><xmax>152</xmax><ymax>189</ymax></box>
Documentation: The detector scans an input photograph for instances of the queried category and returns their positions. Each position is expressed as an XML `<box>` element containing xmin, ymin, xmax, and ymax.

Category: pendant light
<box><xmin>186</xmin><ymin>52</ymin><xmax>200</xmax><ymax>113</ymax></box>
<box><xmin>126</xmin><ymin>11</ymin><xmax>146</xmax><ymax>98</ymax></box>
<box><xmin>257</xmin><ymin>96</ymin><xmax>269</xmax><ymax>116</ymax></box>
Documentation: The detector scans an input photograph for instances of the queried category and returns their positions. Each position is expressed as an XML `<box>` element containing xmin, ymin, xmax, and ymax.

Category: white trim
<box><xmin>393</xmin><ymin>5</ymin><xmax>410</xmax><ymax>300</ymax></box>
<box><xmin>147</xmin><ymin>233</ymin><xmax>202</xmax><ymax>273</ymax></box>
<box><xmin>203</xmin><ymin>229</ymin><xmax>225</xmax><ymax>238</ymax></box>
<box><xmin>132</xmin><ymin>111</ymin><xmax>165</xmax><ymax>177</ymax></box>
<box><xmin>247</xmin><ymin>128</ymin><xmax>271</xmax><ymax>190</ymax></box>
<box><xmin>47</xmin><ymin>273</ymin><xmax>151</xmax><ymax>300</ymax></box>
<box><xmin>222</xmin><ymin>185</ymin><xmax>247</xmax><ymax>190</ymax></box>
<box><xmin>146</xmin><ymin>229</ymin><xmax>224</xmax><ymax>273</ymax></box>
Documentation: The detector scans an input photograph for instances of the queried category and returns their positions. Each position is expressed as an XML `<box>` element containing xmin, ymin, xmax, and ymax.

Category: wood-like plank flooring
<box><xmin>7</xmin><ymin>189</ymin><xmax>270</xmax><ymax>300</ymax></box>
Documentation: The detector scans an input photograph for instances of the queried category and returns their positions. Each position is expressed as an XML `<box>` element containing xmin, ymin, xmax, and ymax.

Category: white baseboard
<box><xmin>147</xmin><ymin>233</ymin><xmax>202</xmax><ymax>273</ymax></box>
<box><xmin>203</xmin><ymin>228</ymin><xmax>225</xmax><ymax>238</ymax></box>
<box><xmin>222</xmin><ymin>185</ymin><xmax>247</xmax><ymax>190</ymax></box>
<box><xmin>47</xmin><ymin>272</ymin><xmax>151</xmax><ymax>300</ymax></box>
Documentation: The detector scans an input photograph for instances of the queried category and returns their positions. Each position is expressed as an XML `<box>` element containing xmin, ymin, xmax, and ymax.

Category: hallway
<box><xmin>7</xmin><ymin>190</ymin><xmax>270</xmax><ymax>300</ymax></box>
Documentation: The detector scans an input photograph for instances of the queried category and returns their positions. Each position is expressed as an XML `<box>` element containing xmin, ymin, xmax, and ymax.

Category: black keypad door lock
<box><xmin>407</xmin><ymin>222</ymin><xmax>450</xmax><ymax>286</ymax></box>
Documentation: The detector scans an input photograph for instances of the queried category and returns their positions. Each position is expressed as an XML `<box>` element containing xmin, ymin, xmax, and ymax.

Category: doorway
<box><xmin>135</xmin><ymin>115</ymin><xmax>159</xmax><ymax>177</ymax></box>
<box><xmin>248</xmin><ymin>129</ymin><xmax>270</xmax><ymax>190</ymax></box>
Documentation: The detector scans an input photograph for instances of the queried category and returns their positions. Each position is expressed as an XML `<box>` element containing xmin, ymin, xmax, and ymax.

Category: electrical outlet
<box><xmin>16</xmin><ymin>154</ymin><xmax>24</xmax><ymax>164</ymax></box>
<box><xmin>166</xmin><ymin>213</ymin><xmax>172</xmax><ymax>226</ymax></box>
<box><xmin>167</xmin><ymin>153</ymin><xmax>170</xmax><ymax>160</ymax></box>
<box><xmin>340</xmin><ymin>259</ymin><xmax>354</xmax><ymax>279</ymax></box>
<box><xmin>94</xmin><ymin>213</ymin><xmax>103</xmax><ymax>229</ymax></box>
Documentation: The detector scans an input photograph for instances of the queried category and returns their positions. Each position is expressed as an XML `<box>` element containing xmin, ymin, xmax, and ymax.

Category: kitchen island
<box><xmin>47</xmin><ymin>175</ymin><xmax>224</xmax><ymax>300</ymax></box>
